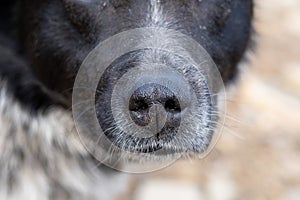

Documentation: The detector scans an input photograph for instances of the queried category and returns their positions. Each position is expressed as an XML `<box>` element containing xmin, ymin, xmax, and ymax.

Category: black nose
<box><xmin>129</xmin><ymin>83</ymin><xmax>183</xmax><ymax>127</ymax></box>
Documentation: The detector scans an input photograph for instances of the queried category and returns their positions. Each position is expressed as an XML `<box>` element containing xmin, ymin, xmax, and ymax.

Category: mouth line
<box><xmin>103</xmin><ymin>125</ymin><xmax>213</xmax><ymax>155</ymax></box>
<box><xmin>104</xmin><ymin>128</ymin><xmax>179</xmax><ymax>153</ymax></box>
<box><xmin>111</xmin><ymin>139</ymin><xmax>208</xmax><ymax>159</ymax></box>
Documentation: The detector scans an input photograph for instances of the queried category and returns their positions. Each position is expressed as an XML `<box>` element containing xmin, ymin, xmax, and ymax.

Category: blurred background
<box><xmin>117</xmin><ymin>0</ymin><xmax>300</xmax><ymax>199</ymax></box>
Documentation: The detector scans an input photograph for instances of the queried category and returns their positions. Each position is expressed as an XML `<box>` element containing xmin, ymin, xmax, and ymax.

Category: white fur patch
<box><xmin>0</xmin><ymin>82</ymin><xmax>127</xmax><ymax>200</ymax></box>
<box><xmin>149</xmin><ymin>0</ymin><xmax>162</xmax><ymax>25</ymax></box>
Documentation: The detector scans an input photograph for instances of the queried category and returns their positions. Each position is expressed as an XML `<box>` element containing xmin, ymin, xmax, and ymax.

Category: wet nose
<box><xmin>128</xmin><ymin>83</ymin><xmax>184</xmax><ymax>128</ymax></box>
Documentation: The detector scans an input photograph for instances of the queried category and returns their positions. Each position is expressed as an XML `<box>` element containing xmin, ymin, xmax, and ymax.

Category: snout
<box><xmin>90</xmin><ymin>48</ymin><xmax>217</xmax><ymax>155</ymax></box>
<box><xmin>71</xmin><ymin>28</ymin><xmax>227</xmax><ymax>172</ymax></box>
<box><xmin>101</xmin><ymin>67</ymin><xmax>194</xmax><ymax>153</ymax></box>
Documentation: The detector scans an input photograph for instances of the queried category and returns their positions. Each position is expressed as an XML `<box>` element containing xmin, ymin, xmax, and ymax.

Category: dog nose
<box><xmin>129</xmin><ymin>83</ymin><xmax>183</xmax><ymax>128</ymax></box>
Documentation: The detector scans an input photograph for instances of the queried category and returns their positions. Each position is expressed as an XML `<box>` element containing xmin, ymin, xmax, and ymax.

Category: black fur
<box><xmin>0</xmin><ymin>0</ymin><xmax>253</xmax><ymax>111</ymax></box>
<box><xmin>0</xmin><ymin>0</ymin><xmax>66</xmax><ymax>112</ymax></box>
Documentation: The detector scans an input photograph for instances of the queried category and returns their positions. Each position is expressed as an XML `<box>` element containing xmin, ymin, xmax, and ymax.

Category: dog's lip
<box><xmin>105</xmin><ymin>135</ymin><xmax>202</xmax><ymax>155</ymax></box>
<box><xmin>115</xmin><ymin>143</ymin><xmax>184</xmax><ymax>155</ymax></box>
<box><xmin>113</xmin><ymin>142</ymin><xmax>204</xmax><ymax>158</ymax></box>
<box><xmin>110</xmin><ymin>133</ymin><xmax>176</xmax><ymax>153</ymax></box>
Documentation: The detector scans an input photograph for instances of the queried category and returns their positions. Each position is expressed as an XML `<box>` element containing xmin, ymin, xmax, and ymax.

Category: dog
<box><xmin>0</xmin><ymin>0</ymin><xmax>253</xmax><ymax>199</ymax></box>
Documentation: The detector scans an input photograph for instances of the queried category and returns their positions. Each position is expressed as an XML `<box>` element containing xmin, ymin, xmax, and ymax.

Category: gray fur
<box><xmin>0</xmin><ymin>81</ymin><xmax>127</xmax><ymax>200</ymax></box>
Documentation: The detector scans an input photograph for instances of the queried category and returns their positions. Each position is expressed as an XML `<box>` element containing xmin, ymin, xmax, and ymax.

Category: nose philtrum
<box><xmin>128</xmin><ymin>83</ymin><xmax>183</xmax><ymax>131</ymax></box>
<box><xmin>148</xmin><ymin>104</ymin><xmax>167</xmax><ymax>134</ymax></box>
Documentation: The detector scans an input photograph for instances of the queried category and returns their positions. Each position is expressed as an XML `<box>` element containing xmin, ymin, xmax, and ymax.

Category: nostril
<box><xmin>129</xmin><ymin>99</ymin><xmax>149</xmax><ymax>112</ymax></box>
<box><xmin>164</xmin><ymin>99</ymin><xmax>181</xmax><ymax>113</ymax></box>
<box><xmin>129</xmin><ymin>98</ymin><xmax>151</xmax><ymax>126</ymax></box>
<box><xmin>128</xmin><ymin>83</ymin><xmax>185</xmax><ymax>127</ymax></box>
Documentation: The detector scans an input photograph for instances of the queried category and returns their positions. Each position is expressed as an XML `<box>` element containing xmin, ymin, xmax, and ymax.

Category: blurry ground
<box><xmin>117</xmin><ymin>1</ymin><xmax>300</xmax><ymax>200</ymax></box>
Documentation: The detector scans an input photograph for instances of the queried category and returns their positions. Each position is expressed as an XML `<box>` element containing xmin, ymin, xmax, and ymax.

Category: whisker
<box><xmin>209</xmin><ymin>121</ymin><xmax>245</xmax><ymax>140</ymax></box>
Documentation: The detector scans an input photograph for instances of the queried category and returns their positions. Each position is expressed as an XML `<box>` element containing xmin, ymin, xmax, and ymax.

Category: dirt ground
<box><xmin>117</xmin><ymin>1</ymin><xmax>300</xmax><ymax>200</ymax></box>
